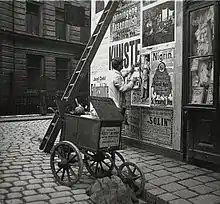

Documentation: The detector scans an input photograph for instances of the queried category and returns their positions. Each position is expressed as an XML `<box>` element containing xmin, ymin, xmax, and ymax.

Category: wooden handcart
<box><xmin>49</xmin><ymin>96</ymin><xmax>145</xmax><ymax>196</ymax></box>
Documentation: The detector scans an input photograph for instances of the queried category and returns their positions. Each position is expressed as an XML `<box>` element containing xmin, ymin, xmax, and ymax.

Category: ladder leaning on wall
<box><xmin>39</xmin><ymin>1</ymin><xmax>121</xmax><ymax>153</ymax></box>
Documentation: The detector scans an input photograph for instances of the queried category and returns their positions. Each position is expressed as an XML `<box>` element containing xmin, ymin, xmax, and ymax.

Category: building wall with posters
<box><xmin>91</xmin><ymin>0</ymin><xmax>183</xmax><ymax>155</ymax></box>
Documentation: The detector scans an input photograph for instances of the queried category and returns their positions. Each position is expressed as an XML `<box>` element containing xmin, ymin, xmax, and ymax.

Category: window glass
<box><xmin>56</xmin><ymin>9</ymin><xmax>66</xmax><ymax>40</ymax></box>
<box><xmin>27</xmin><ymin>55</ymin><xmax>42</xmax><ymax>90</ymax></box>
<box><xmin>189</xmin><ymin>5</ymin><xmax>214</xmax><ymax>105</ymax></box>
<box><xmin>26</xmin><ymin>2</ymin><xmax>40</xmax><ymax>35</ymax></box>
<box><xmin>56</xmin><ymin>58</ymin><xmax>69</xmax><ymax>90</ymax></box>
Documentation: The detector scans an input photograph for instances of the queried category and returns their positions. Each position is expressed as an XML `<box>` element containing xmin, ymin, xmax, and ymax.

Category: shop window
<box><xmin>65</xmin><ymin>4</ymin><xmax>85</xmax><ymax>27</ymax></box>
<box><xmin>27</xmin><ymin>54</ymin><xmax>43</xmax><ymax>90</ymax></box>
<box><xmin>56</xmin><ymin>58</ymin><xmax>69</xmax><ymax>90</ymax></box>
<box><xmin>56</xmin><ymin>9</ymin><xmax>66</xmax><ymax>40</ymax></box>
<box><xmin>26</xmin><ymin>2</ymin><xmax>40</xmax><ymax>35</ymax></box>
<box><xmin>188</xmin><ymin>5</ymin><xmax>215</xmax><ymax>105</ymax></box>
<box><xmin>95</xmin><ymin>1</ymin><xmax>104</xmax><ymax>13</ymax></box>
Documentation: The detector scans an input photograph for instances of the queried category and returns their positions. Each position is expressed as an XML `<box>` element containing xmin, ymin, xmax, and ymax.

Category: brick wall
<box><xmin>0</xmin><ymin>39</ymin><xmax>14</xmax><ymax>114</ymax></box>
<box><xmin>14</xmin><ymin>0</ymin><xmax>26</xmax><ymax>33</ymax></box>
<box><xmin>0</xmin><ymin>1</ymin><xmax>13</xmax><ymax>31</ymax></box>
<box><xmin>43</xmin><ymin>2</ymin><xmax>56</xmax><ymax>39</ymax></box>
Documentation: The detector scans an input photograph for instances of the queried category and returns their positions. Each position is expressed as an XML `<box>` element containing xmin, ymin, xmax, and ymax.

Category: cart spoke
<box><xmin>69</xmin><ymin>166</ymin><xmax>77</xmax><ymax>178</ymax></box>
<box><xmin>56</xmin><ymin>150</ymin><xmax>63</xmax><ymax>159</ymax></box>
<box><xmin>127</xmin><ymin>166</ymin><xmax>133</xmax><ymax>176</ymax></box>
<box><xmin>68</xmin><ymin>154</ymin><xmax>77</xmax><ymax>163</ymax></box>
<box><xmin>102</xmin><ymin>161</ymin><xmax>111</xmax><ymax>168</ymax></box>
<box><xmin>66</xmin><ymin>168</ymin><xmax>71</xmax><ymax>183</ymax></box>
<box><xmin>95</xmin><ymin>162</ymin><xmax>99</xmax><ymax>174</ymax></box>
<box><xmin>67</xmin><ymin>147</ymin><xmax>71</xmax><ymax>160</ymax></box>
<box><xmin>56</xmin><ymin>166</ymin><xmax>63</xmax><ymax>174</ymax></box>
<box><xmin>132</xmin><ymin>167</ymin><xmax>137</xmax><ymax>174</ymax></box>
<box><xmin>100</xmin><ymin>162</ymin><xmax>105</xmax><ymax>172</ymax></box>
<box><xmin>61</xmin><ymin>168</ymin><xmax>65</xmax><ymax>181</ymax></box>
<box><xmin>133</xmin><ymin>175</ymin><xmax>141</xmax><ymax>180</ymax></box>
<box><xmin>90</xmin><ymin>161</ymin><xmax>96</xmax><ymax>168</ymax></box>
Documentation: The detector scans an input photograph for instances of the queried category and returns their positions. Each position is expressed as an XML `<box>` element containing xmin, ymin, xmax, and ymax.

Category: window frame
<box><xmin>55</xmin><ymin>8</ymin><xmax>66</xmax><ymax>40</ymax></box>
<box><xmin>26</xmin><ymin>1</ymin><xmax>41</xmax><ymax>35</ymax></box>
<box><xmin>183</xmin><ymin>1</ymin><xmax>219</xmax><ymax>108</ymax></box>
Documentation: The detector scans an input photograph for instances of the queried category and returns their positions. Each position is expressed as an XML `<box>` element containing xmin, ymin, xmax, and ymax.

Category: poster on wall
<box><xmin>150</xmin><ymin>47</ymin><xmax>174</xmax><ymax>107</ymax></box>
<box><xmin>91</xmin><ymin>71</ymin><xmax>109</xmax><ymax>97</ymax></box>
<box><xmin>131</xmin><ymin>53</ymin><xmax>150</xmax><ymax>106</ymax></box>
<box><xmin>124</xmin><ymin>107</ymin><xmax>141</xmax><ymax>139</ymax></box>
<box><xmin>142</xmin><ymin>1</ymin><xmax>175</xmax><ymax>47</ymax></box>
<box><xmin>109</xmin><ymin>37</ymin><xmax>141</xmax><ymax>70</ymax></box>
<box><xmin>141</xmin><ymin>108</ymin><xmax>173</xmax><ymax>147</ymax></box>
<box><xmin>143</xmin><ymin>0</ymin><xmax>157</xmax><ymax>7</ymax></box>
<box><xmin>110</xmin><ymin>1</ymin><xmax>140</xmax><ymax>42</ymax></box>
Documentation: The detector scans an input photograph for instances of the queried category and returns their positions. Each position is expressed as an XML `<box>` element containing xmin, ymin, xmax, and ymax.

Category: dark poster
<box><xmin>110</xmin><ymin>1</ymin><xmax>140</xmax><ymax>42</ymax></box>
<box><xmin>142</xmin><ymin>1</ymin><xmax>175</xmax><ymax>47</ymax></box>
<box><xmin>125</xmin><ymin>107</ymin><xmax>141</xmax><ymax>139</ymax></box>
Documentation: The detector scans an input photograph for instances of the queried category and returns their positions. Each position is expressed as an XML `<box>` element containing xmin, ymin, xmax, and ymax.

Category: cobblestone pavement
<box><xmin>0</xmin><ymin>120</ymin><xmax>94</xmax><ymax>204</ymax></box>
<box><xmin>1</xmin><ymin>119</ymin><xmax>220</xmax><ymax>204</ymax></box>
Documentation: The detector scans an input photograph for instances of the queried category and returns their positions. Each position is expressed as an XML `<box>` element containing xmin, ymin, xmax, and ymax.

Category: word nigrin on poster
<box><xmin>109</xmin><ymin>39</ymin><xmax>140</xmax><ymax>69</ymax></box>
<box><xmin>152</xmin><ymin>49</ymin><xmax>173</xmax><ymax>62</ymax></box>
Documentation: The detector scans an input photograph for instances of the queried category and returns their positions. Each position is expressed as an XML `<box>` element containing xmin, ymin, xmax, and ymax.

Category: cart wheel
<box><xmin>111</xmin><ymin>151</ymin><xmax>125</xmax><ymax>170</ymax></box>
<box><xmin>118</xmin><ymin>162</ymin><xmax>145</xmax><ymax>196</ymax></box>
<box><xmin>50</xmin><ymin>141</ymin><xmax>83</xmax><ymax>186</ymax></box>
<box><xmin>84</xmin><ymin>151</ymin><xmax>114</xmax><ymax>178</ymax></box>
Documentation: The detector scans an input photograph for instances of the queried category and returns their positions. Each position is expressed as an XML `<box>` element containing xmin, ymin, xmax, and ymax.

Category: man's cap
<box><xmin>112</xmin><ymin>57</ymin><xmax>123</xmax><ymax>69</ymax></box>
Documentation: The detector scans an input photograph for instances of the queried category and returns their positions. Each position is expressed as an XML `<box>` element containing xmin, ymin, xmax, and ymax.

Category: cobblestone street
<box><xmin>0</xmin><ymin>119</ymin><xmax>94</xmax><ymax>204</ymax></box>
<box><xmin>1</xmin><ymin>119</ymin><xmax>220</xmax><ymax>204</ymax></box>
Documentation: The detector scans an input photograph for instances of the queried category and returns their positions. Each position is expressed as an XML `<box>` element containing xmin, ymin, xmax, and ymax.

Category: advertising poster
<box><xmin>110</xmin><ymin>1</ymin><xmax>140</xmax><ymax>42</ymax></box>
<box><xmin>125</xmin><ymin>107</ymin><xmax>141</xmax><ymax>139</ymax></box>
<box><xmin>131</xmin><ymin>53</ymin><xmax>150</xmax><ymax>106</ymax></box>
<box><xmin>142</xmin><ymin>1</ymin><xmax>175</xmax><ymax>47</ymax></box>
<box><xmin>141</xmin><ymin>108</ymin><xmax>173</xmax><ymax>147</ymax></box>
<box><xmin>91</xmin><ymin>71</ymin><xmax>109</xmax><ymax>97</ymax></box>
<box><xmin>143</xmin><ymin>0</ymin><xmax>157</xmax><ymax>7</ymax></box>
<box><xmin>150</xmin><ymin>47</ymin><xmax>174</xmax><ymax>107</ymax></box>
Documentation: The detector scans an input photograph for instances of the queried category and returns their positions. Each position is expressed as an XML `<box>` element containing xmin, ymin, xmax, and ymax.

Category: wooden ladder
<box><xmin>39</xmin><ymin>0</ymin><xmax>120</xmax><ymax>153</ymax></box>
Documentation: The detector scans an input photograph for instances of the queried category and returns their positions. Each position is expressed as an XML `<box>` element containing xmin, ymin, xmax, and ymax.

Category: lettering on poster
<box><xmin>111</xmin><ymin>1</ymin><xmax>140</xmax><ymax>42</ymax></box>
<box><xmin>91</xmin><ymin>73</ymin><xmax>109</xmax><ymax>97</ymax></box>
<box><xmin>109</xmin><ymin>38</ymin><xmax>141</xmax><ymax>70</ymax></box>
<box><xmin>99</xmin><ymin>126</ymin><xmax>120</xmax><ymax>148</ymax></box>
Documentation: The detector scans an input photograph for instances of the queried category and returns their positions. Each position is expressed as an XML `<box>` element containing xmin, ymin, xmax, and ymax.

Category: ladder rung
<box><xmin>81</xmin><ymin>58</ymin><xmax>86</xmax><ymax>61</ymax></box>
<box><xmin>64</xmin><ymin>97</ymin><xmax>68</xmax><ymax>100</ymax></box>
<box><xmin>93</xmin><ymin>32</ymin><xmax>99</xmax><ymax>37</ymax></box>
<box><xmin>69</xmin><ymin>83</ymin><xmax>74</xmax><ymax>86</ymax></box>
<box><xmin>98</xmin><ymin>21</ymin><xmax>104</xmax><ymax>25</ymax></box>
<box><xmin>51</xmin><ymin>123</ymin><xmax>56</xmax><ymax>126</ymax></box>
<box><xmin>104</xmin><ymin>9</ymin><xmax>109</xmax><ymax>13</ymax></box>
<box><xmin>87</xmin><ymin>46</ymin><xmax>92</xmax><ymax>49</ymax></box>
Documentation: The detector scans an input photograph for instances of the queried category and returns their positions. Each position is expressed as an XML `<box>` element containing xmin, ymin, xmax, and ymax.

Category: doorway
<box><xmin>183</xmin><ymin>1</ymin><xmax>220</xmax><ymax>165</ymax></box>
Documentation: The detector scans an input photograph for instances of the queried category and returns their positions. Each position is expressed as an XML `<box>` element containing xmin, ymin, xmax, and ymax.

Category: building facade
<box><xmin>0</xmin><ymin>0</ymin><xmax>90</xmax><ymax>115</ymax></box>
<box><xmin>91</xmin><ymin>0</ymin><xmax>220</xmax><ymax>166</ymax></box>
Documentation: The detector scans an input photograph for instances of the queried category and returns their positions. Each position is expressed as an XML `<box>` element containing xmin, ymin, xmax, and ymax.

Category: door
<box><xmin>183</xmin><ymin>1</ymin><xmax>220</xmax><ymax>164</ymax></box>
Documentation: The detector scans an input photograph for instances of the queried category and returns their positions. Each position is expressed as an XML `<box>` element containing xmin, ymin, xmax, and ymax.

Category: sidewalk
<box><xmin>119</xmin><ymin>146</ymin><xmax>220</xmax><ymax>204</ymax></box>
<box><xmin>0</xmin><ymin>118</ymin><xmax>220</xmax><ymax>204</ymax></box>
<box><xmin>0</xmin><ymin>114</ymin><xmax>53</xmax><ymax>122</ymax></box>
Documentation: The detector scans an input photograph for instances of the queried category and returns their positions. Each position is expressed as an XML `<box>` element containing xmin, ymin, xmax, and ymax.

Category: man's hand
<box><xmin>132</xmin><ymin>77</ymin><xmax>138</xmax><ymax>83</ymax></box>
<box><xmin>130</xmin><ymin>65</ymin><xmax>135</xmax><ymax>74</ymax></box>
